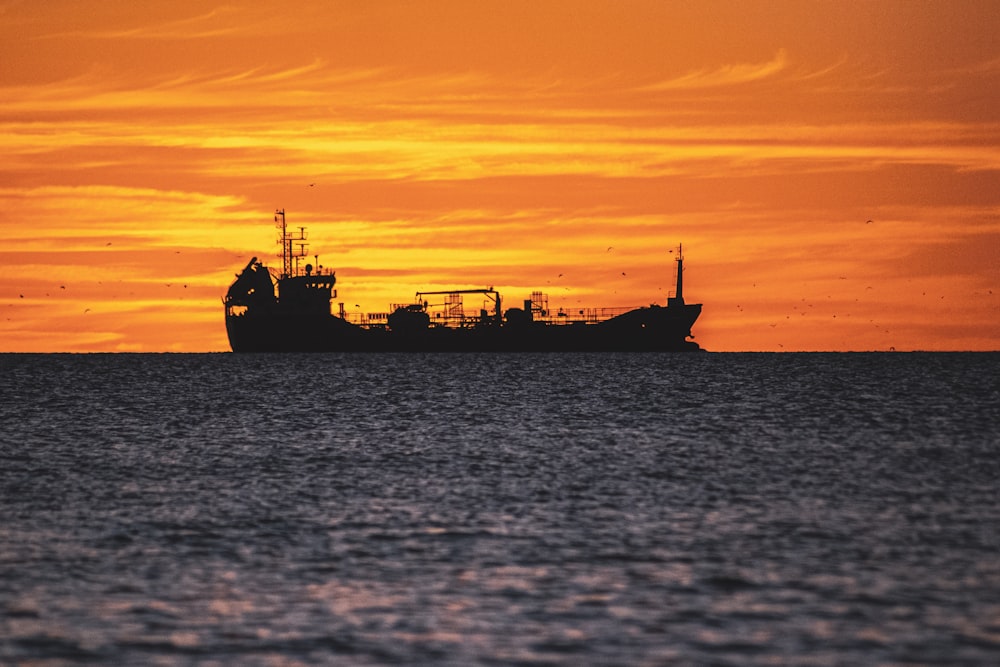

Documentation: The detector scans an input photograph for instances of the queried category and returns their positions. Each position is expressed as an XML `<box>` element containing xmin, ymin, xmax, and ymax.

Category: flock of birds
<box><xmin>9</xmin><ymin>240</ymin><xmax>196</xmax><ymax>318</ymax></box>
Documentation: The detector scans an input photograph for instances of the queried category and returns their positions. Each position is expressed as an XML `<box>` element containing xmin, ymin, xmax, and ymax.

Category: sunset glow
<box><xmin>2</xmin><ymin>0</ymin><xmax>998</xmax><ymax>351</ymax></box>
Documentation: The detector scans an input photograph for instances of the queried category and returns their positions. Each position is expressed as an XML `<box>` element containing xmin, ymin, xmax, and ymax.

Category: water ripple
<box><xmin>1</xmin><ymin>352</ymin><xmax>999</xmax><ymax>664</ymax></box>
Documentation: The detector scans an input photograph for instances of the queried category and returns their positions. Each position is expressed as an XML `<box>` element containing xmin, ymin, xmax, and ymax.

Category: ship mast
<box><xmin>675</xmin><ymin>243</ymin><xmax>684</xmax><ymax>302</ymax></box>
<box><xmin>668</xmin><ymin>244</ymin><xmax>685</xmax><ymax>307</ymax></box>
<box><xmin>275</xmin><ymin>209</ymin><xmax>308</xmax><ymax>278</ymax></box>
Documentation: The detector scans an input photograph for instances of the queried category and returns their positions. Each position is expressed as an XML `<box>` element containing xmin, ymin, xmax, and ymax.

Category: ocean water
<box><xmin>1</xmin><ymin>352</ymin><xmax>999</xmax><ymax>666</ymax></box>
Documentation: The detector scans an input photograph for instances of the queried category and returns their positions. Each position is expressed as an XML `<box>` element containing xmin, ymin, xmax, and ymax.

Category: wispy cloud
<box><xmin>639</xmin><ymin>49</ymin><xmax>790</xmax><ymax>91</ymax></box>
<box><xmin>38</xmin><ymin>6</ymin><xmax>251</xmax><ymax>41</ymax></box>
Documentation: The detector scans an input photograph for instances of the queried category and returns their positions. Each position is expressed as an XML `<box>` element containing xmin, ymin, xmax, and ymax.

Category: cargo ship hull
<box><xmin>225</xmin><ymin>303</ymin><xmax>702</xmax><ymax>353</ymax></box>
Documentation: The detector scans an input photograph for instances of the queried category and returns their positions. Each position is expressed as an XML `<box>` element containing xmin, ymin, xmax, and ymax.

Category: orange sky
<box><xmin>2</xmin><ymin>0</ymin><xmax>998</xmax><ymax>352</ymax></box>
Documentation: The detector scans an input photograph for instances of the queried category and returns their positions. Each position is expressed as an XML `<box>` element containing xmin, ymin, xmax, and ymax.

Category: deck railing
<box><xmin>338</xmin><ymin>305</ymin><xmax>639</xmax><ymax>327</ymax></box>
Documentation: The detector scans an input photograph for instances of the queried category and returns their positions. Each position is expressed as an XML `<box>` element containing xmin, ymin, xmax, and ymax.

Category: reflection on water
<box><xmin>1</xmin><ymin>352</ymin><xmax>999</xmax><ymax>665</ymax></box>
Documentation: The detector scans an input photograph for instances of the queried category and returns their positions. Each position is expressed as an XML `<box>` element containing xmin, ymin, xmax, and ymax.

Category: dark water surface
<box><xmin>2</xmin><ymin>352</ymin><xmax>999</xmax><ymax>665</ymax></box>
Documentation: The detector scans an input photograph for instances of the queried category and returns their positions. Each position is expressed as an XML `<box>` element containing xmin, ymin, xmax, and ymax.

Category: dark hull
<box><xmin>226</xmin><ymin>304</ymin><xmax>702</xmax><ymax>352</ymax></box>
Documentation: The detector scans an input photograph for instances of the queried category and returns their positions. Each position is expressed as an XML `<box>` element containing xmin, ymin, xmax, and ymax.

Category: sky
<box><xmin>1</xmin><ymin>0</ymin><xmax>998</xmax><ymax>352</ymax></box>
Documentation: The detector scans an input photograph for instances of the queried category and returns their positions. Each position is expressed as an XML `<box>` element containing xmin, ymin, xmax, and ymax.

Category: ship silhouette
<box><xmin>224</xmin><ymin>210</ymin><xmax>702</xmax><ymax>352</ymax></box>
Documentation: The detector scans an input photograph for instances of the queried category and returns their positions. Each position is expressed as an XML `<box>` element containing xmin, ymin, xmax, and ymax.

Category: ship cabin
<box><xmin>277</xmin><ymin>264</ymin><xmax>337</xmax><ymax>316</ymax></box>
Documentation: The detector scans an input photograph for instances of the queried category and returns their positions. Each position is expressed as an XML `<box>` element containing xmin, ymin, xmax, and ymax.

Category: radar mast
<box><xmin>275</xmin><ymin>209</ymin><xmax>308</xmax><ymax>278</ymax></box>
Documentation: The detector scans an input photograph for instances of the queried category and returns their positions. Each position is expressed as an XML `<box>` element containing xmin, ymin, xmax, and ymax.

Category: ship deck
<box><xmin>342</xmin><ymin>305</ymin><xmax>644</xmax><ymax>329</ymax></box>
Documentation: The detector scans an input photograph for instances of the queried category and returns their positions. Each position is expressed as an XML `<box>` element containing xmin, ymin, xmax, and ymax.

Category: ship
<box><xmin>224</xmin><ymin>210</ymin><xmax>702</xmax><ymax>352</ymax></box>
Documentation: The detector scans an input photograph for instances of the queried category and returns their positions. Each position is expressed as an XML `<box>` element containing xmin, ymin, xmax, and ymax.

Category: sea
<box><xmin>1</xmin><ymin>352</ymin><xmax>998</xmax><ymax>666</ymax></box>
